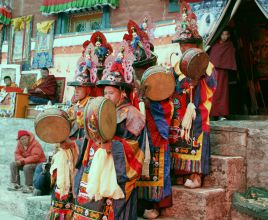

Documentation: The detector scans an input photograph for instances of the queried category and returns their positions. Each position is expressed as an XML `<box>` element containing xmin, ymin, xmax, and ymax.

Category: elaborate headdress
<box><xmin>90</xmin><ymin>31</ymin><xmax>107</xmax><ymax>46</ymax></box>
<box><xmin>96</xmin><ymin>41</ymin><xmax>135</xmax><ymax>89</ymax></box>
<box><xmin>68</xmin><ymin>43</ymin><xmax>98</xmax><ymax>87</ymax></box>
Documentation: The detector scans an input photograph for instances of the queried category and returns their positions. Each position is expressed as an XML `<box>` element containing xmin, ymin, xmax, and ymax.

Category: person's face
<box><xmin>19</xmin><ymin>135</ymin><xmax>30</xmax><ymax>147</ymax></box>
<box><xmin>4</xmin><ymin>78</ymin><xmax>11</xmax><ymax>86</ymax></box>
<box><xmin>74</xmin><ymin>86</ymin><xmax>89</xmax><ymax>101</ymax></box>
<box><xmin>41</xmin><ymin>69</ymin><xmax>49</xmax><ymax>78</ymax></box>
<box><xmin>104</xmin><ymin>86</ymin><xmax>122</xmax><ymax>106</ymax></box>
<box><xmin>220</xmin><ymin>31</ymin><xmax>230</xmax><ymax>42</ymax></box>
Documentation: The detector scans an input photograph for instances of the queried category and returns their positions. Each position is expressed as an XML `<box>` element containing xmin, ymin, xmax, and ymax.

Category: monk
<box><xmin>28</xmin><ymin>67</ymin><xmax>57</xmax><ymax>104</ymax></box>
<box><xmin>4</xmin><ymin>76</ymin><xmax>17</xmax><ymax>87</ymax></box>
<box><xmin>209</xmin><ymin>27</ymin><xmax>237</xmax><ymax>120</ymax></box>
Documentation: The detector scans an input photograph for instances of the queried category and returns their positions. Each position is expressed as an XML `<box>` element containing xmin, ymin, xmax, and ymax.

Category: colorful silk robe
<box><xmin>137</xmin><ymin>100</ymin><xmax>173</xmax><ymax>208</ymax></box>
<box><xmin>28</xmin><ymin>75</ymin><xmax>57</xmax><ymax>101</ymax></box>
<box><xmin>170</xmin><ymin>74</ymin><xmax>216</xmax><ymax>175</ymax></box>
<box><xmin>49</xmin><ymin>144</ymin><xmax>78</xmax><ymax>220</ymax></box>
<box><xmin>73</xmin><ymin>102</ymin><xmax>146</xmax><ymax>220</ymax></box>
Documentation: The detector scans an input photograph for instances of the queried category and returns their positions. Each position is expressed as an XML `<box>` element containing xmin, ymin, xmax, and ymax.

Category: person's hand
<box><xmin>60</xmin><ymin>138</ymin><xmax>73</xmax><ymax>149</ymax></box>
<box><xmin>101</xmin><ymin>142</ymin><xmax>112</xmax><ymax>153</ymax></box>
<box><xmin>34</xmin><ymin>88</ymin><xmax>42</xmax><ymax>93</ymax></box>
<box><xmin>16</xmin><ymin>160</ymin><xmax>22</xmax><ymax>166</ymax></box>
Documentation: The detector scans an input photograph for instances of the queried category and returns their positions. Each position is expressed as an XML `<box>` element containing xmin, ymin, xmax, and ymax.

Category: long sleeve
<box><xmin>22</xmin><ymin>144</ymin><xmax>45</xmax><ymax>164</ymax></box>
<box><xmin>15</xmin><ymin>146</ymin><xmax>24</xmax><ymax>161</ymax></box>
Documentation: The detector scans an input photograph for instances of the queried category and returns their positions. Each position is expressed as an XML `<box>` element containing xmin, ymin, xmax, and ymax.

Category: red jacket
<box><xmin>15</xmin><ymin>132</ymin><xmax>46</xmax><ymax>165</ymax></box>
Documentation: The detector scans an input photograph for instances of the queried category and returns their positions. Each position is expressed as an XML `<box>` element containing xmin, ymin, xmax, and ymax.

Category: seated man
<box><xmin>33</xmin><ymin>154</ymin><xmax>53</xmax><ymax>196</ymax></box>
<box><xmin>8</xmin><ymin>130</ymin><xmax>46</xmax><ymax>193</ymax></box>
<box><xmin>28</xmin><ymin>67</ymin><xmax>57</xmax><ymax>105</ymax></box>
<box><xmin>4</xmin><ymin>76</ymin><xmax>17</xmax><ymax>87</ymax></box>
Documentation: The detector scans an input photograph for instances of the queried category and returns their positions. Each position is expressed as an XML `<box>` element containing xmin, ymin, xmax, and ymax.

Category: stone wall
<box><xmin>210</xmin><ymin>120</ymin><xmax>268</xmax><ymax>189</ymax></box>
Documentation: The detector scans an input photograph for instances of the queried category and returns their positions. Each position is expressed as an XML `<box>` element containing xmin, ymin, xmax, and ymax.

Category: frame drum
<box><xmin>35</xmin><ymin>108</ymin><xmax>71</xmax><ymax>143</ymax></box>
<box><xmin>179</xmin><ymin>48</ymin><xmax>209</xmax><ymax>81</ymax></box>
<box><xmin>84</xmin><ymin>97</ymin><xmax>116</xmax><ymax>143</ymax></box>
<box><xmin>141</xmin><ymin>65</ymin><xmax>175</xmax><ymax>101</ymax></box>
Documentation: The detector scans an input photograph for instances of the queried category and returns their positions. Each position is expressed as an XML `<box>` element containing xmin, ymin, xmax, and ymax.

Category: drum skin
<box><xmin>84</xmin><ymin>97</ymin><xmax>116</xmax><ymax>143</ymax></box>
<box><xmin>35</xmin><ymin>108</ymin><xmax>71</xmax><ymax>143</ymax></box>
<box><xmin>179</xmin><ymin>48</ymin><xmax>209</xmax><ymax>81</ymax></box>
<box><xmin>141</xmin><ymin>65</ymin><xmax>175</xmax><ymax>101</ymax></box>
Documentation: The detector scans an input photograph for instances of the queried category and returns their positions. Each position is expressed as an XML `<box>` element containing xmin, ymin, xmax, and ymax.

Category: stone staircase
<box><xmin>1</xmin><ymin>118</ymin><xmax>267</xmax><ymax>220</ymax></box>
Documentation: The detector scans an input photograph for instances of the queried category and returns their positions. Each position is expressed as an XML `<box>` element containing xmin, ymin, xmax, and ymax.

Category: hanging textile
<box><xmin>255</xmin><ymin>0</ymin><xmax>268</xmax><ymax>19</ymax></box>
<box><xmin>0</xmin><ymin>7</ymin><xmax>11</xmax><ymax>25</ymax></box>
<box><xmin>0</xmin><ymin>92</ymin><xmax>16</xmax><ymax>117</ymax></box>
<box><xmin>40</xmin><ymin>0</ymin><xmax>119</xmax><ymax>15</ymax></box>
<box><xmin>8</xmin><ymin>15</ymin><xmax>33</xmax><ymax>71</ymax></box>
<box><xmin>179</xmin><ymin>0</ymin><xmax>231</xmax><ymax>46</ymax></box>
<box><xmin>32</xmin><ymin>20</ymin><xmax>55</xmax><ymax>69</ymax></box>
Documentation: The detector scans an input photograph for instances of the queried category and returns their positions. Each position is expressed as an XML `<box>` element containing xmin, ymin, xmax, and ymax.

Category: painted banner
<box><xmin>8</xmin><ymin>15</ymin><xmax>32</xmax><ymax>71</ymax></box>
<box><xmin>32</xmin><ymin>20</ymin><xmax>55</xmax><ymax>69</ymax></box>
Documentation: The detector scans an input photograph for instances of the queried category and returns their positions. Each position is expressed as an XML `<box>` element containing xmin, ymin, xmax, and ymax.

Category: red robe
<box><xmin>209</xmin><ymin>40</ymin><xmax>237</xmax><ymax>117</ymax></box>
<box><xmin>29</xmin><ymin>75</ymin><xmax>57</xmax><ymax>101</ymax></box>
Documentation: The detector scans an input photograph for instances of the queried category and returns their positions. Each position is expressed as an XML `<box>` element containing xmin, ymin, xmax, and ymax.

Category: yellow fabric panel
<box><xmin>11</xmin><ymin>15</ymin><xmax>32</xmax><ymax>31</ymax></box>
<box><xmin>37</xmin><ymin>20</ymin><xmax>55</xmax><ymax>34</ymax></box>
<box><xmin>136</xmin><ymin>147</ymin><xmax>165</xmax><ymax>187</ymax></box>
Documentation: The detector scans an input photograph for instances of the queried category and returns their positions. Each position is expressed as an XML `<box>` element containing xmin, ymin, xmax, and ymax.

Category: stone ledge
<box><xmin>165</xmin><ymin>186</ymin><xmax>227</xmax><ymax>220</ymax></box>
<box><xmin>230</xmin><ymin>208</ymin><xmax>258</xmax><ymax>220</ymax></box>
<box><xmin>25</xmin><ymin>196</ymin><xmax>51</xmax><ymax>220</ymax></box>
<box><xmin>204</xmin><ymin>155</ymin><xmax>246</xmax><ymax>192</ymax></box>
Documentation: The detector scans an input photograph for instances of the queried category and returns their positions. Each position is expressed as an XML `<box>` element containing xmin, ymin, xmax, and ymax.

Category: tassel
<box><xmin>181</xmin><ymin>87</ymin><xmax>196</xmax><ymax>141</ymax></box>
<box><xmin>139</xmin><ymin>101</ymin><xmax>150</xmax><ymax>178</ymax></box>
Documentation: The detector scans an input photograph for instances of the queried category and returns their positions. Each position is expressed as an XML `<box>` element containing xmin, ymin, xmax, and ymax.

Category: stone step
<box><xmin>210</xmin><ymin>125</ymin><xmax>248</xmax><ymax>158</ymax></box>
<box><xmin>25</xmin><ymin>195</ymin><xmax>51</xmax><ymax>220</ymax></box>
<box><xmin>0</xmin><ymin>188</ymin><xmax>33</xmax><ymax>218</ymax></box>
<box><xmin>164</xmin><ymin>186</ymin><xmax>227</xmax><ymax>220</ymax></box>
<box><xmin>204</xmin><ymin>155</ymin><xmax>246</xmax><ymax>191</ymax></box>
<box><xmin>230</xmin><ymin>208</ymin><xmax>258</xmax><ymax>220</ymax></box>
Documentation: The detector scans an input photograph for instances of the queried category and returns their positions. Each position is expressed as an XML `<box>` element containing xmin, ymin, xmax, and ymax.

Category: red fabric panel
<box><xmin>0</xmin><ymin>7</ymin><xmax>11</xmax><ymax>19</ymax></box>
<box><xmin>42</xmin><ymin>0</ymin><xmax>75</xmax><ymax>6</ymax></box>
<box><xmin>210</xmin><ymin>69</ymin><xmax>229</xmax><ymax>117</ymax></box>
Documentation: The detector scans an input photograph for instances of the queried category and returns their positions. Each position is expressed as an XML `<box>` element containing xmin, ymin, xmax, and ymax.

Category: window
<box><xmin>68</xmin><ymin>11</ymin><xmax>102</xmax><ymax>33</ymax></box>
<box><xmin>168</xmin><ymin>0</ymin><xmax>179</xmax><ymax>13</ymax></box>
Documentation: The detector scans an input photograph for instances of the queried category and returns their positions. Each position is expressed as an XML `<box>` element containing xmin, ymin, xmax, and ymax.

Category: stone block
<box><xmin>230</xmin><ymin>208</ymin><xmax>257</xmax><ymax>220</ymax></box>
<box><xmin>210</xmin><ymin>130</ymin><xmax>230</xmax><ymax>146</ymax></box>
<box><xmin>211</xmin><ymin>144</ymin><xmax>247</xmax><ymax>157</ymax></box>
<box><xmin>203</xmin><ymin>155</ymin><xmax>246</xmax><ymax>192</ymax></box>
<box><xmin>229</xmin><ymin>131</ymin><xmax>247</xmax><ymax>147</ymax></box>
<box><xmin>0</xmin><ymin>188</ymin><xmax>32</xmax><ymax>218</ymax></box>
<box><xmin>25</xmin><ymin>196</ymin><xmax>51</xmax><ymax>220</ymax></box>
<box><xmin>164</xmin><ymin>186</ymin><xmax>227</xmax><ymax>220</ymax></box>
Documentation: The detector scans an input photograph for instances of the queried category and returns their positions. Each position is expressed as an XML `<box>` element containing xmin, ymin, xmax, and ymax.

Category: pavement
<box><xmin>0</xmin><ymin>210</ymin><xmax>23</xmax><ymax>220</ymax></box>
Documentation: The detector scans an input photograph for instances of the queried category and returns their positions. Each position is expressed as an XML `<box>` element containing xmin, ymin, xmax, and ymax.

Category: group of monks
<box><xmin>44</xmin><ymin>5</ymin><xmax>219</xmax><ymax>219</ymax></box>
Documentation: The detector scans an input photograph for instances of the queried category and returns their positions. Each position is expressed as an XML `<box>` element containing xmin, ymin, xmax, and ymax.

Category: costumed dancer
<box><xmin>72</xmin><ymin>42</ymin><xmax>146</xmax><ymax>220</ymax></box>
<box><xmin>137</xmin><ymin>66</ymin><xmax>175</xmax><ymax>219</ymax></box>
<box><xmin>90</xmin><ymin>31</ymin><xmax>113</xmax><ymax>67</ymax></box>
<box><xmin>170</xmin><ymin>55</ymin><xmax>216</xmax><ymax>188</ymax></box>
<box><xmin>67</xmin><ymin>41</ymin><xmax>100</xmax><ymax>196</ymax></box>
<box><xmin>48</xmin><ymin>140</ymin><xmax>78</xmax><ymax>220</ymax></box>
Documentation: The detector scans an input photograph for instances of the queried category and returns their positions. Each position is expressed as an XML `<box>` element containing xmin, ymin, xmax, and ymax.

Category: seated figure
<box><xmin>4</xmin><ymin>76</ymin><xmax>18</xmax><ymax>88</ymax></box>
<box><xmin>8</xmin><ymin>130</ymin><xmax>46</xmax><ymax>193</ymax></box>
<box><xmin>28</xmin><ymin>67</ymin><xmax>57</xmax><ymax>105</ymax></box>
